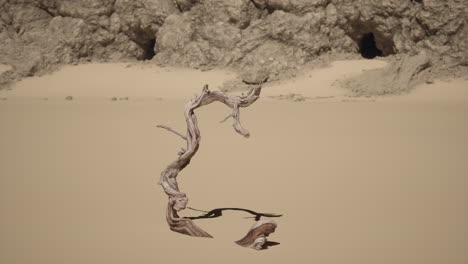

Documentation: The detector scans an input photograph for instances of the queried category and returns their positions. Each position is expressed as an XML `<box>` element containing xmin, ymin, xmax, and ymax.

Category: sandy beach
<box><xmin>1</xmin><ymin>61</ymin><xmax>467</xmax><ymax>264</ymax></box>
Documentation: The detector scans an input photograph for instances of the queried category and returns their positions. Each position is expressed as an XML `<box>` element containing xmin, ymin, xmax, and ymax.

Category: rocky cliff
<box><xmin>1</xmin><ymin>0</ymin><xmax>467</xmax><ymax>92</ymax></box>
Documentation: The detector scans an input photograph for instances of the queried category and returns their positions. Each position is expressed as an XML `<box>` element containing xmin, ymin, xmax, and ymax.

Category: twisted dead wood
<box><xmin>158</xmin><ymin>83</ymin><xmax>263</xmax><ymax>238</ymax></box>
<box><xmin>236</xmin><ymin>219</ymin><xmax>277</xmax><ymax>250</ymax></box>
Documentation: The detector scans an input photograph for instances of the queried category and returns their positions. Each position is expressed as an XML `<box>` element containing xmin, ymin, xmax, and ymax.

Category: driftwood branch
<box><xmin>156</xmin><ymin>125</ymin><xmax>187</xmax><ymax>140</ymax></box>
<box><xmin>219</xmin><ymin>113</ymin><xmax>234</xmax><ymax>123</ymax></box>
<box><xmin>236</xmin><ymin>219</ymin><xmax>277</xmax><ymax>250</ymax></box>
<box><xmin>158</xmin><ymin>83</ymin><xmax>263</xmax><ymax>238</ymax></box>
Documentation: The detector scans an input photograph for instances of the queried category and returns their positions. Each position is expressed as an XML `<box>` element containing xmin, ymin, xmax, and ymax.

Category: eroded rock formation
<box><xmin>1</xmin><ymin>0</ymin><xmax>467</xmax><ymax>92</ymax></box>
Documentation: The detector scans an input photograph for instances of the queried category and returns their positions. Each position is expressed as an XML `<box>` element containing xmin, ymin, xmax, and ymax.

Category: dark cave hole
<box><xmin>142</xmin><ymin>38</ymin><xmax>156</xmax><ymax>60</ymax></box>
<box><xmin>359</xmin><ymin>32</ymin><xmax>383</xmax><ymax>59</ymax></box>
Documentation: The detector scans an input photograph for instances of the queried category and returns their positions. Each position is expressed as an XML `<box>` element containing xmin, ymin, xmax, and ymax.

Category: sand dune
<box><xmin>263</xmin><ymin>59</ymin><xmax>388</xmax><ymax>100</ymax></box>
<box><xmin>1</xmin><ymin>61</ymin><xmax>467</xmax><ymax>264</ymax></box>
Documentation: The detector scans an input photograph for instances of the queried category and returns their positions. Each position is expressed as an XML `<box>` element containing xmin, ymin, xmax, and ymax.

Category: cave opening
<box><xmin>359</xmin><ymin>32</ymin><xmax>383</xmax><ymax>59</ymax></box>
<box><xmin>142</xmin><ymin>38</ymin><xmax>156</xmax><ymax>60</ymax></box>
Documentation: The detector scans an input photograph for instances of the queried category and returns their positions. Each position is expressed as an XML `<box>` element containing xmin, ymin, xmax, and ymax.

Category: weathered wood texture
<box><xmin>236</xmin><ymin>219</ymin><xmax>277</xmax><ymax>250</ymax></box>
<box><xmin>158</xmin><ymin>83</ymin><xmax>263</xmax><ymax>238</ymax></box>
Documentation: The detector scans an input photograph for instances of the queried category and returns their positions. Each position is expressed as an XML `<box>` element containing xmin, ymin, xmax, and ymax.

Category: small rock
<box><xmin>425</xmin><ymin>79</ymin><xmax>434</xmax><ymax>84</ymax></box>
<box><xmin>241</xmin><ymin>66</ymin><xmax>270</xmax><ymax>84</ymax></box>
<box><xmin>119</xmin><ymin>97</ymin><xmax>129</xmax><ymax>100</ymax></box>
<box><xmin>111</xmin><ymin>97</ymin><xmax>118</xmax><ymax>101</ymax></box>
<box><xmin>65</xmin><ymin>96</ymin><xmax>73</xmax><ymax>100</ymax></box>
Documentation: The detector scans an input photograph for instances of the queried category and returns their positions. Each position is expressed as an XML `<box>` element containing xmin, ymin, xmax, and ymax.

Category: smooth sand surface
<box><xmin>1</xmin><ymin>63</ymin><xmax>235</xmax><ymax>99</ymax></box>
<box><xmin>1</xmin><ymin>61</ymin><xmax>467</xmax><ymax>264</ymax></box>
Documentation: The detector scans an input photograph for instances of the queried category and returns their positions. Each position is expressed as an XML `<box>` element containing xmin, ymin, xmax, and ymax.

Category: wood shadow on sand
<box><xmin>186</xmin><ymin>207</ymin><xmax>283</xmax><ymax>221</ymax></box>
<box><xmin>186</xmin><ymin>207</ymin><xmax>283</xmax><ymax>250</ymax></box>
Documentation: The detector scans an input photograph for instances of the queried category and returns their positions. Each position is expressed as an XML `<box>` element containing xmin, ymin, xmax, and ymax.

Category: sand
<box><xmin>1</xmin><ymin>61</ymin><xmax>467</xmax><ymax>264</ymax></box>
<box><xmin>0</xmin><ymin>63</ymin><xmax>235</xmax><ymax>100</ymax></box>
<box><xmin>263</xmin><ymin>59</ymin><xmax>388</xmax><ymax>100</ymax></box>
<box><xmin>0</xmin><ymin>64</ymin><xmax>11</xmax><ymax>73</ymax></box>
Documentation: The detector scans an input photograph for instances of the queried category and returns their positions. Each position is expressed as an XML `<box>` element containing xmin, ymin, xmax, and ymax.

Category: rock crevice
<box><xmin>1</xmin><ymin>0</ymin><xmax>467</xmax><ymax>91</ymax></box>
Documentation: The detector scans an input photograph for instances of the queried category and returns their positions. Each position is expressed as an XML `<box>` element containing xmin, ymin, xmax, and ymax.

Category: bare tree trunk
<box><xmin>158</xmin><ymin>83</ymin><xmax>263</xmax><ymax>238</ymax></box>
